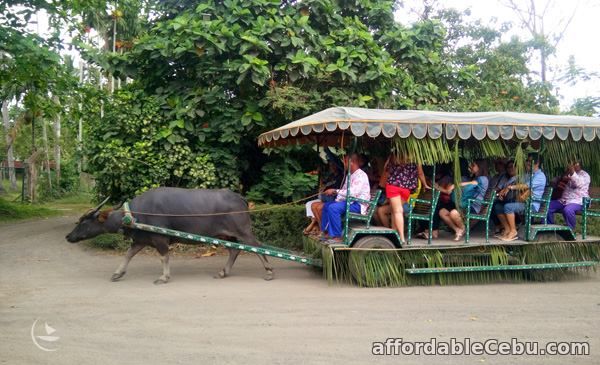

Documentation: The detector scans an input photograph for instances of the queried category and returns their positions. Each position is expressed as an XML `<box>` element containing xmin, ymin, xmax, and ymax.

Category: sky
<box><xmin>396</xmin><ymin>0</ymin><xmax>600</xmax><ymax>110</ymax></box>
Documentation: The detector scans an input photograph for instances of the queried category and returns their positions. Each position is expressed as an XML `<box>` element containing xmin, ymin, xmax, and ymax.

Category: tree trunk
<box><xmin>41</xmin><ymin>117</ymin><xmax>52</xmax><ymax>191</ymax></box>
<box><xmin>25</xmin><ymin>150</ymin><xmax>41</xmax><ymax>202</ymax></box>
<box><xmin>52</xmin><ymin>96</ymin><xmax>61</xmax><ymax>186</ymax></box>
<box><xmin>2</xmin><ymin>100</ymin><xmax>17</xmax><ymax>191</ymax></box>
<box><xmin>540</xmin><ymin>48</ymin><xmax>547</xmax><ymax>84</ymax></box>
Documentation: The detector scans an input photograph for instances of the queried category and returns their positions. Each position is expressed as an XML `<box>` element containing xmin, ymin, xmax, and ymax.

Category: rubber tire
<box><xmin>349</xmin><ymin>235</ymin><xmax>396</xmax><ymax>285</ymax></box>
<box><xmin>351</xmin><ymin>235</ymin><xmax>396</xmax><ymax>249</ymax></box>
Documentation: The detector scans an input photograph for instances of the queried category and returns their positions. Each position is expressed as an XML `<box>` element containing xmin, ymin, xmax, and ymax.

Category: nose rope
<box><xmin>119</xmin><ymin>192</ymin><xmax>323</xmax><ymax>218</ymax></box>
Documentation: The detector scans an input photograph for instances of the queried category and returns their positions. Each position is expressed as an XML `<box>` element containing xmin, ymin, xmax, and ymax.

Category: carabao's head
<box><xmin>66</xmin><ymin>197</ymin><xmax>111</xmax><ymax>243</ymax></box>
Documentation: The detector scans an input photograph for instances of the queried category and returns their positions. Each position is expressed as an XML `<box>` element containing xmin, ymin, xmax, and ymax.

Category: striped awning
<box><xmin>258</xmin><ymin>107</ymin><xmax>600</xmax><ymax>147</ymax></box>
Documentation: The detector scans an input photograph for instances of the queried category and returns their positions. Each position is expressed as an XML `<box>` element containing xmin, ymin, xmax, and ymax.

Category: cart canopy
<box><xmin>258</xmin><ymin>107</ymin><xmax>600</xmax><ymax>147</ymax></box>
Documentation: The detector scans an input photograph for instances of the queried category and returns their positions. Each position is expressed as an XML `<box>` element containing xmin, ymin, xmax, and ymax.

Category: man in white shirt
<box><xmin>321</xmin><ymin>153</ymin><xmax>370</xmax><ymax>240</ymax></box>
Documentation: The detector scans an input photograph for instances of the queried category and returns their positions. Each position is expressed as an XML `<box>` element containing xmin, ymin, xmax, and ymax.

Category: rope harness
<box><xmin>120</xmin><ymin>191</ymin><xmax>322</xmax><ymax>219</ymax></box>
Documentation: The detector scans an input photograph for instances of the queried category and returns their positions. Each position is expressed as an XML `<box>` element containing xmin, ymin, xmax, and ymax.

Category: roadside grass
<box><xmin>0</xmin><ymin>197</ymin><xmax>60</xmax><ymax>221</ymax></box>
<box><xmin>0</xmin><ymin>179</ymin><xmax>23</xmax><ymax>202</ymax></box>
<box><xmin>0</xmin><ymin>191</ymin><xmax>94</xmax><ymax>223</ymax></box>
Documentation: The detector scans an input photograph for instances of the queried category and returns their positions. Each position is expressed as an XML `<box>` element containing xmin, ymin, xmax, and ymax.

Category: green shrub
<box><xmin>246</xmin><ymin>158</ymin><xmax>318</xmax><ymax>204</ymax></box>
<box><xmin>88</xmin><ymin>233</ymin><xmax>131</xmax><ymax>250</ymax></box>
<box><xmin>251</xmin><ymin>204</ymin><xmax>308</xmax><ymax>250</ymax></box>
<box><xmin>38</xmin><ymin>160</ymin><xmax>82</xmax><ymax>201</ymax></box>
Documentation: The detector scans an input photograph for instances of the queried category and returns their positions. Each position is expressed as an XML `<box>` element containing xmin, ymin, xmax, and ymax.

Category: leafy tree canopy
<box><xmin>68</xmin><ymin>0</ymin><xmax>566</xmax><ymax>201</ymax></box>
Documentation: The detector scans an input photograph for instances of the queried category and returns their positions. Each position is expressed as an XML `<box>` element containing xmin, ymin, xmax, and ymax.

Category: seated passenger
<box><xmin>491</xmin><ymin>160</ymin><xmax>517</xmax><ymax>234</ymax></box>
<box><xmin>547</xmin><ymin>159</ymin><xmax>590</xmax><ymax>230</ymax></box>
<box><xmin>415</xmin><ymin>164</ymin><xmax>453</xmax><ymax>240</ymax></box>
<box><xmin>495</xmin><ymin>154</ymin><xmax>546</xmax><ymax>241</ymax></box>
<box><xmin>320</xmin><ymin>153</ymin><xmax>370</xmax><ymax>241</ymax></box>
<box><xmin>304</xmin><ymin>157</ymin><xmax>344</xmax><ymax>235</ymax></box>
<box><xmin>489</xmin><ymin>159</ymin><xmax>509</xmax><ymax>191</ymax></box>
<box><xmin>436</xmin><ymin>159</ymin><xmax>489</xmax><ymax>241</ymax></box>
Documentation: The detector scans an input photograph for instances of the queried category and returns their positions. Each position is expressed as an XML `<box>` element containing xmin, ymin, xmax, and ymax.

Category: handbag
<box><xmin>516</xmin><ymin>188</ymin><xmax>531</xmax><ymax>203</ymax></box>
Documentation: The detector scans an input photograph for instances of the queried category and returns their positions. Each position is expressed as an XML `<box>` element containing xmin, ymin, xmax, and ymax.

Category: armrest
<box><xmin>584</xmin><ymin>197</ymin><xmax>600</xmax><ymax>202</ymax></box>
<box><xmin>347</xmin><ymin>196</ymin><xmax>374</xmax><ymax>205</ymax></box>
<box><xmin>529</xmin><ymin>196</ymin><xmax>547</xmax><ymax>203</ymax></box>
<box><xmin>467</xmin><ymin>198</ymin><xmax>493</xmax><ymax>205</ymax></box>
<box><xmin>409</xmin><ymin>198</ymin><xmax>433</xmax><ymax>205</ymax></box>
<box><xmin>583</xmin><ymin>197</ymin><xmax>600</xmax><ymax>210</ymax></box>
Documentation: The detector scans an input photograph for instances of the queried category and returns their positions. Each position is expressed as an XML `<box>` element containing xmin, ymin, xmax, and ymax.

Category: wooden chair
<box><xmin>525</xmin><ymin>186</ymin><xmax>575</xmax><ymax>241</ymax></box>
<box><xmin>464</xmin><ymin>188</ymin><xmax>496</xmax><ymax>243</ymax></box>
<box><xmin>407</xmin><ymin>189</ymin><xmax>440</xmax><ymax>245</ymax></box>
<box><xmin>582</xmin><ymin>196</ymin><xmax>600</xmax><ymax>240</ymax></box>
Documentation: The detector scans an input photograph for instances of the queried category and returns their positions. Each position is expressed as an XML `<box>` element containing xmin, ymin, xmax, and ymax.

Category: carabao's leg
<box><xmin>154</xmin><ymin>242</ymin><xmax>171</xmax><ymax>285</ymax></box>
<box><xmin>111</xmin><ymin>242</ymin><xmax>145</xmax><ymax>282</ymax></box>
<box><xmin>257</xmin><ymin>254</ymin><xmax>274</xmax><ymax>281</ymax></box>
<box><xmin>215</xmin><ymin>248</ymin><xmax>241</xmax><ymax>279</ymax></box>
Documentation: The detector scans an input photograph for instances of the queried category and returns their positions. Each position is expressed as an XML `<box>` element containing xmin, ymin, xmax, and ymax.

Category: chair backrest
<box><xmin>532</xmin><ymin>186</ymin><xmax>553</xmax><ymax>216</ymax></box>
<box><xmin>409</xmin><ymin>189</ymin><xmax>440</xmax><ymax>216</ymax></box>
<box><xmin>525</xmin><ymin>186</ymin><xmax>553</xmax><ymax>230</ymax></box>
<box><xmin>346</xmin><ymin>189</ymin><xmax>381</xmax><ymax>218</ymax></box>
<box><xmin>364</xmin><ymin>189</ymin><xmax>382</xmax><ymax>217</ymax></box>
<box><xmin>476</xmin><ymin>188</ymin><xmax>496</xmax><ymax>217</ymax></box>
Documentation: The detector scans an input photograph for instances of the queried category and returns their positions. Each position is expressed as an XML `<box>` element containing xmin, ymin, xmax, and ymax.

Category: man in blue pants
<box><xmin>321</xmin><ymin>153</ymin><xmax>371</xmax><ymax>241</ymax></box>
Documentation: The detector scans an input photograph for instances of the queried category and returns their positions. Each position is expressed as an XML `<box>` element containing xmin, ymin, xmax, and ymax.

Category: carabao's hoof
<box><xmin>111</xmin><ymin>272</ymin><xmax>125</xmax><ymax>282</ymax></box>
<box><xmin>264</xmin><ymin>271</ymin><xmax>274</xmax><ymax>281</ymax></box>
<box><xmin>213</xmin><ymin>270</ymin><xmax>227</xmax><ymax>279</ymax></box>
<box><xmin>153</xmin><ymin>277</ymin><xmax>170</xmax><ymax>285</ymax></box>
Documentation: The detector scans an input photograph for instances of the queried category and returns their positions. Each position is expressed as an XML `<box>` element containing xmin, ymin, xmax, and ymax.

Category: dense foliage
<box><xmin>2</xmin><ymin>0</ymin><xmax>594</xmax><ymax>204</ymax></box>
<box><xmin>76</xmin><ymin>0</ymin><xmax>562</xmax><ymax>202</ymax></box>
<box><xmin>250</xmin><ymin>205</ymin><xmax>307</xmax><ymax>250</ymax></box>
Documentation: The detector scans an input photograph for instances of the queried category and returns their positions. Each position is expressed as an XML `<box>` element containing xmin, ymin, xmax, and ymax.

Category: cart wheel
<box><xmin>349</xmin><ymin>235</ymin><xmax>398</xmax><ymax>286</ymax></box>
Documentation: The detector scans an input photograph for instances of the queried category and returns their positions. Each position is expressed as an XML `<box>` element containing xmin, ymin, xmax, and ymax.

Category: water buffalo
<box><xmin>65</xmin><ymin>187</ymin><xmax>273</xmax><ymax>284</ymax></box>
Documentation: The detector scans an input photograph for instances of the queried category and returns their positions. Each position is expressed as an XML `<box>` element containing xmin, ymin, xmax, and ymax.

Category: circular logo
<box><xmin>31</xmin><ymin>319</ymin><xmax>60</xmax><ymax>352</ymax></box>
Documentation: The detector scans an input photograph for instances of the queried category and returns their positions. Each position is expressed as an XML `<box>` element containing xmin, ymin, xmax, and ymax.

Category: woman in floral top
<box><xmin>385</xmin><ymin>153</ymin><xmax>430</xmax><ymax>243</ymax></box>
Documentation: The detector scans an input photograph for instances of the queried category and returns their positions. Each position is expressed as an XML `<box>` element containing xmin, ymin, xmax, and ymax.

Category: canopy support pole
<box><xmin>343</xmin><ymin>137</ymin><xmax>358</xmax><ymax>244</ymax></box>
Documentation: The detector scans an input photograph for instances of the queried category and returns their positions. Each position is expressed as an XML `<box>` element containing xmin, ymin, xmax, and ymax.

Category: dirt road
<box><xmin>1</xmin><ymin>216</ymin><xmax>599</xmax><ymax>364</ymax></box>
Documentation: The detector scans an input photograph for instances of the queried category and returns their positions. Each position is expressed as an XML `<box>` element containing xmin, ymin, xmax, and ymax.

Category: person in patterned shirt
<box><xmin>385</xmin><ymin>153</ymin><xmax>430</xmax><ymax>244</ymax></box>
<box><xmin>321</xmin><ymin>153</ymin><xmax>370</xmax><ymax>240</ymax></box>
<box><xmin>547</xmin><ymin>159</ymin><xmax>590</xmax><ymax>229</ymax></box>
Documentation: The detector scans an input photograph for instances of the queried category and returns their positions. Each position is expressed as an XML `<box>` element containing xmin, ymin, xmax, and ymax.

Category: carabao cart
<box><xmin>258</xmin><ymin>107</ymin><xmax>600</xmax><ymax>286</ymax></box>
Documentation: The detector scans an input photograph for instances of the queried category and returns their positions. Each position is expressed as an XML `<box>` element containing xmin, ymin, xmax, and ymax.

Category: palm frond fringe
<box><xmin>318</xmin><ymin>241</ymin><xmax>600</xmax><ymax>287</ymax></box>
<box><xmin>389</xmin><ymin>136</ymin><xmax>600</xmax><ymax>183</ymax></box>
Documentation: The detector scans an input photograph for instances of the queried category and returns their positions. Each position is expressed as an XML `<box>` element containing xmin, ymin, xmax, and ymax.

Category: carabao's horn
<box><xmin>79</xmin><ymin>196</ymin><xmax>111</xmax><ymax>222</ymax></box>
<box><xmin>92</xmin><ymin>196</ymin><xmax>111</xmax><ymax>213</ymax></box>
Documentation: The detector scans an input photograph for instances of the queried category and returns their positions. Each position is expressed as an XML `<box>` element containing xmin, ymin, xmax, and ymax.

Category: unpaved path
<box><xmin>1</xmin><ymin>216</ymin><xmax>599</xmax><ymax>365</ymax></box>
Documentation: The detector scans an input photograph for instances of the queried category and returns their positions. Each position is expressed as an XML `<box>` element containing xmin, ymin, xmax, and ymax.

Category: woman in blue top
<box><xmin>495</xmin><ymin>154</ymin><xmax>546</xmax><ymax>241</ymax></box>
<box><xmin>435</xmin><ymin>160</ymin><xmax>489</xmax><ymax>241</ymax></box>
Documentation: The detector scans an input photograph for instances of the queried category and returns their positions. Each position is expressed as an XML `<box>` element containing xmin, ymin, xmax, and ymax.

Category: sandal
<box><xmin>416</xmin><ymin>231</ymin><xmax>438</xmax><ymax>240</ymax></box>
<box><xmin>500</xmin><ymin>234</ymin><xmax>519</xmax><ymax>242</ymax></box>
<box><xmin>453</xmin><ymin>229</ymin><xmax>465</xmax><ymax>241</ymax></box>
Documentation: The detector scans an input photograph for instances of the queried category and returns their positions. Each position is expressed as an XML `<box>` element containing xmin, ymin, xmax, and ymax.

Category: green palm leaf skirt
<box><xmin>303</xmin><ymin>237</ymin><xmax>600</xmax><ymax>287</ymax></box>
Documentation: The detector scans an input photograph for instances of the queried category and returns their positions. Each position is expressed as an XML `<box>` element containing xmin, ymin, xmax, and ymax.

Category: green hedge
<box><xmin>251</xmin><ymin>205</ymin><xmax>308</xmax><ymax>250</ymax></box>
<box><xmin>88</xmin><ymin>233</ymin><xmax>131</xmax><ymax>250</ymax></box>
